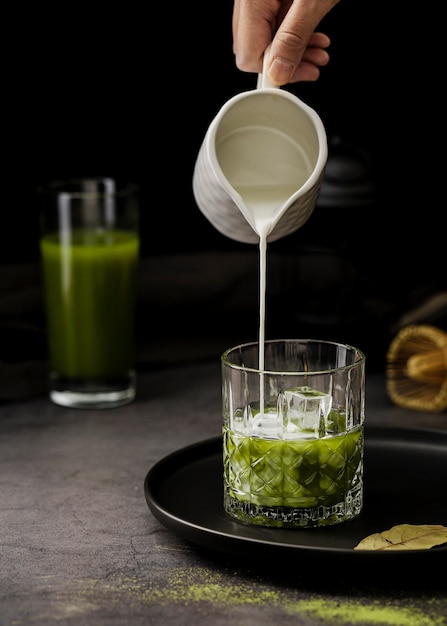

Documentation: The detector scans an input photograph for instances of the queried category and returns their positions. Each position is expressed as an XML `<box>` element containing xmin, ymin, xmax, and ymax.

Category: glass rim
<box><xmin>221</xmin><ymin>338</ymin><xmax>366</xmax><ymax>375</ymax></box>
<box><xmin>37</xmin><ymin>177</ymin><xmax>139</xmax><ymax>199</ymax></box>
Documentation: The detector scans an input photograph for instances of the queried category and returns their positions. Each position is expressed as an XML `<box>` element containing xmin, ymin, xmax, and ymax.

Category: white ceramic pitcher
<box><xmin>192</xmin><ymin>46</ymin><xmax>328</xmax><ymax>244</ymax></box>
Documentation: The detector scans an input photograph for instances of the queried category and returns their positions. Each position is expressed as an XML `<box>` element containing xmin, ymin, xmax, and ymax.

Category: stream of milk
<box><xmin>220</xmin><ymin>127</ymin><xmax>311</xmax><ymax>411</ymax></box>
<box><xmin>234</xmin><ymin>183</ymin><xmax>299</xmax><ymax>372</ymax></box>
<box><xmin>237</xmin><ymin>189</ymin><xmax>286</xmax><ymax>413</ymax></box>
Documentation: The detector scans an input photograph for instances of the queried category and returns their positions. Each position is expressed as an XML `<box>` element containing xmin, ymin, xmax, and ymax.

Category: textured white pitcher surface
<box><xmin>192</xmin><ymin>48</ymin><xmax>328</xmax><ymax>244</ymax></box>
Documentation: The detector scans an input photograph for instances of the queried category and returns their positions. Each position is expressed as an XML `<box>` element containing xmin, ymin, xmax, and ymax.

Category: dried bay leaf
<box><xmin>354</xmin><ymin>524</ymin><xmax>447</xmax><ymax>551</ymax></box>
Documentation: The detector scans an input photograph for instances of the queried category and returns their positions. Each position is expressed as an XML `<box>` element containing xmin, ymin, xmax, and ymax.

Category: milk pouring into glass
<box><xmin>193</xmin><ymin>49</ymin><xmax>328</xmax><ymax>389</ymax></box>
<box><xmin>194</xmin><ymin>53</ymin><xmax>365</xmax><ymax>529</ymax></box>
<box><xmin>235</xmin><ymin>181</ymin><xmax>303</xmax><ymax>410</ymax></box>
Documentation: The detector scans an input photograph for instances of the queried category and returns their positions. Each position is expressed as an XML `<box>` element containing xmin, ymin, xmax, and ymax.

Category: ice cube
<box><xmin>279</xmin><ymin>386</ymin><xmax>333</xmax><ymax>439</ymax></box>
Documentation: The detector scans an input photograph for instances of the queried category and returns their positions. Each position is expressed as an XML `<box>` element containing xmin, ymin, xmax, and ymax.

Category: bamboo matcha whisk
<box><xmin>386</xmin><ymin>324</ymin><xmax>447</xmax><ymax>413</ymax></box>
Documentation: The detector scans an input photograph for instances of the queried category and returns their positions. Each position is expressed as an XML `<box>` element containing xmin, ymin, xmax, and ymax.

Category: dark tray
<box><xmin>144</xmin><ymin>427</ymin><xmax>447</xmax><ymax>584</ymax></box>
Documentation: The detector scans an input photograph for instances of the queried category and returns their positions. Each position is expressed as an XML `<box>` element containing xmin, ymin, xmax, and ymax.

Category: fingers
<box><xmin>269</xmin><ymin>31</ymin><xmax>331</xmax><ymax>84</ymax></box>
<box><xmin>233</xmin><ymin>0</ymin><xmax>339</xmax><ymax>85</ymax></box>
<box><xmin>267</xmin><ymin>0</ymin><xmax>338</xmax><ymax>84</ymax></box>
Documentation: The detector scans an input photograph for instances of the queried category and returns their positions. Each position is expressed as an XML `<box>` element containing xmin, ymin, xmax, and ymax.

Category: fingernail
<box><xmin>269</xmin><ymin>58</ymin><xmax>295</xmax><ymax>85</ymax></box>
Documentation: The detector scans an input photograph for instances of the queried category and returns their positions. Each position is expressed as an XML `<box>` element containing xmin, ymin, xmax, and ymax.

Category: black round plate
<box><xmin>144</xmin><ymin>427</ymin><xmax>447</xmax><ymax>576</ymax></box>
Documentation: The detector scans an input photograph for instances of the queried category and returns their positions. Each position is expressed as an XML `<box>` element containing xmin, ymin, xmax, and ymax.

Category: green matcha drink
<box><xmin>40</xmin><ymin>229</ymin><xmax>139</xmax><ymax>379</ymax></box>
<box><xmin>223</xmin><ymin>412</ymin><xmax>363</xmax><ymax>528</ymax></box>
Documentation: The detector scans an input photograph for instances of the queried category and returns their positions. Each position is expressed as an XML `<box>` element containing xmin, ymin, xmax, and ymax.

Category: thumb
<box><xmin>267</xmin><ymin>0</ymin><xmax>337</xmax><ymax>84</ymax></box>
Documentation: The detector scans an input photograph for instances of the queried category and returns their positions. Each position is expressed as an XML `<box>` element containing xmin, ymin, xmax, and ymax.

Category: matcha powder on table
<box><xmin>145</xmin><ymin>568</ymin><xmax>446</xmax><ymax>626</ymax></box>
<box><xmin>289</xmin><ymin>597</ymin><xmax>446</xmax><ymax>626</ymax></box>
<box><xmin>78</xmin><ymin>567</ymin><xmax>446</xmax><ymax>625</ymax></box>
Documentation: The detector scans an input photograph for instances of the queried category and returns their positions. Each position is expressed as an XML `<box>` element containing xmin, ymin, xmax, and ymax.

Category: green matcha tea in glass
<box><xmin>39</xmin><ymin>178</ymin><xmax>140</xmax><ymax>409</ymax></box>
<box><xmin>222</xmin><ymin>339</ymin><xmax>365</xmax><ymax>528</ymax></box>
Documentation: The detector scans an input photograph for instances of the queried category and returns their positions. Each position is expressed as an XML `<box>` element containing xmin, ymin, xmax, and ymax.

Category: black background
<box><xmin>4</xmin><ymin>1</ymin><xmax>446</xmax><ymax>371</ymax></box>
<box><xmin>7</xmin><ymin>1</ymin><xmax>441</xmax><ymax>260</ymax></box>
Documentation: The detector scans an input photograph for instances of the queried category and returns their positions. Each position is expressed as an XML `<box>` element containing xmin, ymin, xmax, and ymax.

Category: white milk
<box><xmin>234</xmin><ymin>189</ymin><xmax>286</xmax><ymax>413</ymax></box>
<box><xmin>218</xmin><ymin>127</ymin><xmax>312</xmax><ymax>192</ymax></box>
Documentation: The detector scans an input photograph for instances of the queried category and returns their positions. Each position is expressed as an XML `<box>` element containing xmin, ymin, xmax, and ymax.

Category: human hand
<box><xmin>232</xmin><ymin>0</ymin><xmax>340</xmax><ymax>85</ymax></box>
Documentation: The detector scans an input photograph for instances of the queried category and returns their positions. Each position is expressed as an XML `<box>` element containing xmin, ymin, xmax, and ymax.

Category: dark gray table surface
<box><xmin>1</xmin><ymin>361</ymin><xmax>446</xmax><ymax>626</ymax></box>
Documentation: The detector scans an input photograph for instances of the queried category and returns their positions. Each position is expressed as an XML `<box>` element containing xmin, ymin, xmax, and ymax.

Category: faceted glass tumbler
<box><xmin>221</xmin><ymin>339</ymin><xmax>366</xmax><ymax>528</ymax></box>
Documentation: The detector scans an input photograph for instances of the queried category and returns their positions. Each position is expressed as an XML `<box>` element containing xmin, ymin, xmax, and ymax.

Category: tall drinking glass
<box><xmin>39</xmin><ymin>178</ymin><xmax>140</xmax><ymax>409</ymax></box>
<box><xmin>222</xmin><ymin>339</ymin><xmax>366</xmax><ymax>528</ymax></box>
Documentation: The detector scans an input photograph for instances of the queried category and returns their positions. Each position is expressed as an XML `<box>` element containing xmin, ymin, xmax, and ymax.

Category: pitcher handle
<box><xmin>256</xmin><ymin>44</ymin><xmax>280</xmax><ymax>89</ymax></box>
